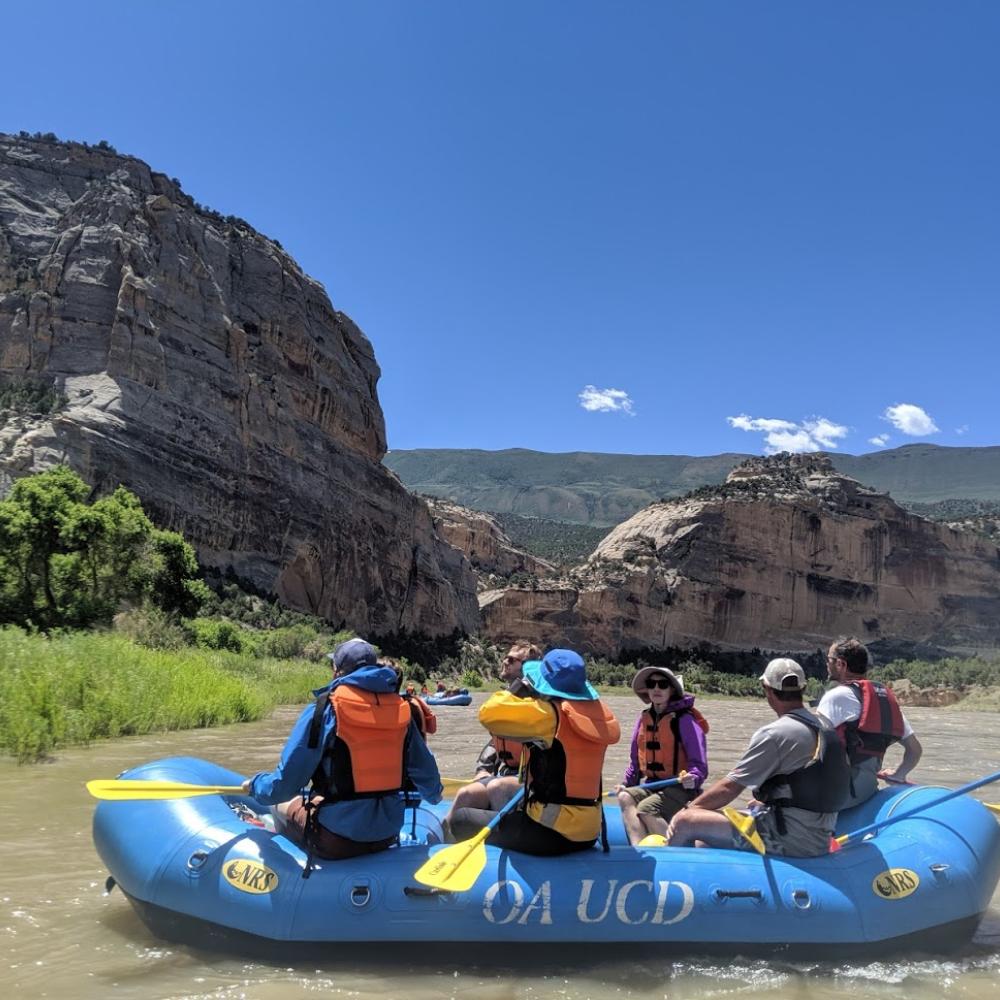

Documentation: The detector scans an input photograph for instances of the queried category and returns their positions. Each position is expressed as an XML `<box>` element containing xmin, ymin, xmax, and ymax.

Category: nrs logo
<box><xmin>224</xmin><ymin>859</ymin><xmax>279</xmax><ymax>894</ymax></box>
<box><xmin>871</xmin><ymin>868</ymin><xmax>919</xmax><ymax>900</ymax></box>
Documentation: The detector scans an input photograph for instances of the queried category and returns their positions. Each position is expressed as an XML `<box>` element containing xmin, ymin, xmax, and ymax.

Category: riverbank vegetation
<box><xmin>0</xmin><ymin>627</ymin><xmax>330</xmax><ymax>762</ymax></box>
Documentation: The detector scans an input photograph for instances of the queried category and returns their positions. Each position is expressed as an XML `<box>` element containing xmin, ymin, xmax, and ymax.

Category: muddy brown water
<box><xmin>2</xmin><ymin>693</ymin><xmax>999</xmax><ymax>999</ymax></box>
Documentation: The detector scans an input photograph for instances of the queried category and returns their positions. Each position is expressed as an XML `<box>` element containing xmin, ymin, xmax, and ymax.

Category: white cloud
<box><xmin>578</xmin><ymin>385</ymin><xmax>636</xmax><ymax>416</ymax></box>
<box><xmin>956</xmin><ymin>424</ymin><xmax>969</xmax><ymax>436</ymax></box>
<box><xmin>882</xmin><ymin>403</ymin><xmax>939</xmax><ymax>436</ymax></box>
<box><xmin>727</xmin><ymin>414</ymin><xmax>849</xmax><ymax>455</ymax></box>
<box><xmin>869</xmin><ymin>434</ymin><xmax>890</xmax><ymax>447</ymax></box>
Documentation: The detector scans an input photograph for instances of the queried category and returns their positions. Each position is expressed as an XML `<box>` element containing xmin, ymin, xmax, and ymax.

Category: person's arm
<box><xmin>620</xmin><ymin>715</ymin><xmax>642</xmax><ymax>787</ymax></box>
<box><xmin>242</xmin><ymin>703</ymin><xmax>326</xmax><ymax>803</ymax></box>
<box><xmin>880</xmin><ymin>733</ymin><xmax>922</xmax><ymax>783</ymax></box>
<box><xmin>676</xmin><ymin>712</ymin><xmax>708</xmax><ymax>788</ymax></box>
<box><xmin>405</xmin><ymin>722</ymin><xmax>443</xmax><ymax>804</ymax></box>
<box><xmin>687</xmin><ymin>777</ymin><xmax>745</xmax><ymax>810</ymax></box>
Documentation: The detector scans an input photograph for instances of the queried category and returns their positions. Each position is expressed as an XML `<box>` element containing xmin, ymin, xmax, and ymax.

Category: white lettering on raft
<box><xmin>482</xmin><ymin>880</ymin><xmax>553</xmax><ymax>925</ymax></box>
<box><xmin>482</xmin><ymin>879</ymin><xmax>693</xmax><ymax>926</ymax></box>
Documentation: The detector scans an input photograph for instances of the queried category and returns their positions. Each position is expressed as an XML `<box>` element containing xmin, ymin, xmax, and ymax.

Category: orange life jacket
<box><xmin>308</xmin><ymin>684</ymin><xmax>410</xmax><ymax>799</ymax></box>
<box><xmin>405</xmin><ymin>693</ymin><xmax>437</xmax><ymax>737</ymax></box>
<box><xmin>637</xmin><ymin>706</ymin><xmax>709</xmax><ymax>782</ymax></box>
<box><xmin>492</xmin><ymin>734</ymin><xmax>526</xmax><ymax>773</ymax></box>
<box><xmin>525</xmin><ymin>700</ymin><xmax>621</xmax><ymax>841</ymax></box>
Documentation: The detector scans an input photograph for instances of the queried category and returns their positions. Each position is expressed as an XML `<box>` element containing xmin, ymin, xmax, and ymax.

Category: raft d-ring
<box><xmin>350</xmin><ymin>884</ymin><xmax>372</xmax><ymax>907</ymax></box>
<box><xmin>187</xmin><ymin>850</ymin><xmax>210</xmax><ymax>871</ymax></box>
<box><xmin>791</xmin><ymin>889</ymin><xmax>811</xmax><ymax>910</ymax></box>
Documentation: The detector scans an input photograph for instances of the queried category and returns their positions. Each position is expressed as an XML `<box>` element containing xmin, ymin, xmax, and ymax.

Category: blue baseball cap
<box><xmin>521</xmin><ymin>649</ymin><xmax>598</xmax><ymax>701</ymax></box>
<box><xmin>328</xmin><ymin>638</ymin><xmax>378</xmax><ymax>673</ymax></box>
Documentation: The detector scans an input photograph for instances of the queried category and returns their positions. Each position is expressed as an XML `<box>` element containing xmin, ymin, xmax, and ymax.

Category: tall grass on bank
<box><xmin>0</xmin><ymin>627</ymin><xmax>330</xmax><ymax>762</ymax></box>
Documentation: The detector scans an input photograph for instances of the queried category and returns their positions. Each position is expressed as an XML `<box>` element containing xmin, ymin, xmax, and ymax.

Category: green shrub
<box><xmin>186</xmin><ymin>617</ymin><xmax>249</xmax><ymax>653</ymax></box>
<box><xmin>460</xmin><ymin>668</ymin><xmax>483</xmax><ymax>689</ymax></box>
<box><xmin>112</xmin><ymin>606</ymin><xmax>189</xmax><ymax>650</ymax></box>
<box><xmin>254</xmin><ymin>624</ymin><xmax>318</xmax><ymax>660</ymax></box>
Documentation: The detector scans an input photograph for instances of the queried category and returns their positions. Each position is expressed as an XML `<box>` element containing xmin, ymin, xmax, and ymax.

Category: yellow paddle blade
<box><xmin>723</xmin><ymin>806</ymin><xmax>766</xmax><ymax>855</ymax></box>
<box><xmin>86</xmin><ymin>779</ymin><xmax>245</xmax><ymax>800</ymax></box>
<box><xmin>413</xmin><ymin>828</ymin><xmax>490</xmax><ymax>891</ymax></box>
<box><xmin>441</xmin><ymin>777</ymin><xmax>474</xmax><ymax>795</ymax></box>
<box><xmin>985</xmin><ymin>802</ymin><xmax>1000</xmax><ymax>817</ymax></box>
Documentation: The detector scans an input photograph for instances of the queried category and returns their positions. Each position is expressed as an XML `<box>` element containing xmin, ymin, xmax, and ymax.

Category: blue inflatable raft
<box><xmin>92</xmin><ymin>757</ymin><xmax>1000</xmax><ymax>957</ymax></box>
<box><xmin>426</xmin><ymin>690</ymin><xmax>472</xmax><ymax>707</ymax></box>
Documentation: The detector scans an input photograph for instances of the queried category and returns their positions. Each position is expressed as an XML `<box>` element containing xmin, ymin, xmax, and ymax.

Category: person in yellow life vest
<box><xmin>614</xmin><ymin>666</ymin><xmax>709</xmax><ymax>845</ymax></box>
<box><xmin>443</xmin><ymin>642</ymin><xmax>541</xmax><ymax>833</ymax></box>
<box><xmin>446</xmin><ymin>648</ymin><xmax>621</xmax><ymax>856</ymax></box>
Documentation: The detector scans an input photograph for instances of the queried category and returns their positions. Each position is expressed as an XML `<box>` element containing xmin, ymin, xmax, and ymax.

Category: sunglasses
<box><xmin>503</xmin><ymin>655</ymin><xmax>524</xmax><ymax>664</ymax></box>
<box><xmin>645</xmin><ymin>678</ymin><xmax>673</xmax><ymax>690</ymax></box>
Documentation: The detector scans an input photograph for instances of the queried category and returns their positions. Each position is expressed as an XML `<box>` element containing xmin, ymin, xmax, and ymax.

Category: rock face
<box><xmin>423</xmin><ymin>497</ymin><xmax>555</xmax><ymax>591</ymax></box>
<box><xmin>0</xmin><ymin>135</ymin><xmax>478</xmax><ymax>636</ymax></box>
<box><xmin>480</xmin><ymin>454</ymin><xmax>1000</xmax><ymax>658</ymax></box>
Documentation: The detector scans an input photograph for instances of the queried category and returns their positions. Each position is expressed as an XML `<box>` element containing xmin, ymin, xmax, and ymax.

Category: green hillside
<box><xmin>384</xmin><ymin>444</ymin><xmax>1000</xmax><ymax>527</ymax></box>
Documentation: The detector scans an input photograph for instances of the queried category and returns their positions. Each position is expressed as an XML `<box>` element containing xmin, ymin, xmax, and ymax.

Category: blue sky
<box><xmin>2</xmin><ymin>2</ymin><xmax>997</xmax><ymax>456</ymax></box>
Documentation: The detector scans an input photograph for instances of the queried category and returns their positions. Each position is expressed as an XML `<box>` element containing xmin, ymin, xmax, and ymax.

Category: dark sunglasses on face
<box><xmin>504</xmin><ymin>655</ymin><xmax>523</xmax><ymax>664</ymax></box>
<box><xmin>646</xmin><ymin>678</ymin><xmax>673</xmax><ymax>690</ymax></box>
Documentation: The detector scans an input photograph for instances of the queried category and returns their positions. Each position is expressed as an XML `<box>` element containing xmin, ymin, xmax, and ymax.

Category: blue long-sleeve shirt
<box><xmin>248</xmin><ymin>666</ymin><xmax>443</xmax><ymax>842</ymax></box>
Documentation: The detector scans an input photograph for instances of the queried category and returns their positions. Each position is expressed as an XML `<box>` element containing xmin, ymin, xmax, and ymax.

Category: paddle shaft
<box><xmin>607</xmin><ymin>777</ymin><xmax>683</xmax><ymax>796</ymax></box>
<box><xmin>486</xmin><ymin>785</ymin><xmax>527</xmax><ymax>831</ymax></box>
<box><xmin>839</xmin><ymin>767</ymin><xmax>1000</xmax><ymax>846</ymax></box>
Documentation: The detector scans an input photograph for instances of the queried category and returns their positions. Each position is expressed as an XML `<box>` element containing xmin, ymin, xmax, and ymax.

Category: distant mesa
<box><xmin>479</xmin><ymin>454</ymin><xmax>1000</xmax><ymax>660</ymax></box>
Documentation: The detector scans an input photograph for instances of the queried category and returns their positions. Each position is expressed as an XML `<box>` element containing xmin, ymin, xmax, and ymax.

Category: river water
<box><xmin>2</xmin><ymin>693</ymin><xmax>999</xmax><ymax>999</ymax></box>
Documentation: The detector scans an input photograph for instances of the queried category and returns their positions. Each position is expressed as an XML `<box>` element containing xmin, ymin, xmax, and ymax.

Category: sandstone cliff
<box><xmin>422</xmin><ymin>497</ymin><xmax>555</xmax><ymax>591</ymax></box>
<box><xmin>481</xmin><ymin>454</ymin><xmax>1000</xmax><ymax>658</ymax></box>
<box><xmin>0</xmin><ymin>134</ymin><xmax>477</xmax><ymax>636</ymax></box>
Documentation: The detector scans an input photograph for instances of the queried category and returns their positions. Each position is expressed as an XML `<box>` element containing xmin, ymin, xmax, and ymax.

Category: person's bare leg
<box><xmin>617</xmin><ymin>789</ymin><xmax>646</xmax><ymax>845</ymax></box>
<box><xmin>666</xmin><ymin>807</ymin><xmax>737</xmax><ymax>848</ymax></box>
<box><xmin>487</xmin><ymin>776</ymin><xmax>522</xmax><ymax>810</ymax></box>
<box><xmin>445</xmin><ymin>781</ymin><xmax>490</xmax><ymax>823</ymax></box>
<box><xmin>639</xmin><ymin>814</ymin><xmax>670</xmax><ymax>839</ymax></box>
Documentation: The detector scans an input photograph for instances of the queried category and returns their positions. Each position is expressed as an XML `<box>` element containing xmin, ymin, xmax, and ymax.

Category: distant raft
<box><xmin>92</xmin><ymin>756</ymin><xmax>1000</xmax><ymax>958</ymax></box>
<box><xmin>425</xmin><ymin>689</ymin><xmax>472</xmax><ymax>706</ymax></box>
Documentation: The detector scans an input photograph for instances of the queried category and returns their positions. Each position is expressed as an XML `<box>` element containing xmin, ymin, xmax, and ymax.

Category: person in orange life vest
<box><xmin>388</xmin><ymin>661</ymin><xmax>437</xmax><ymax>738</ymax></box>
<box><xmin>443</xmin><ymin>642</ymin><xmax>541</xmax><ymax>830</ymax></box>
<box><xmin>241</xmin><ymin>638</ymin><xmax>442</xmax><ymax>860</ymax></box>
<box><xmin>614</xmin><ymin>666</ymin><xmax>708</xmax><ymax>845</ymax></box>
<box><xmin>447</xmin><ymin>649</ymin><xmax>621</xmax><ymax>856</ymax></box>
<box><xmin>817</xmin><ymin>636</ymin><xmax>922</xmax><ymax>809</ymax></box>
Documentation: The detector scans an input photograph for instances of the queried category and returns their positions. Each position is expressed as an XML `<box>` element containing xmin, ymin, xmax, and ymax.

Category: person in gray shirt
<box><xmin>666</xmin><ymin>658</ymin><xmax>849</xmax><ymax>857</ymax></box>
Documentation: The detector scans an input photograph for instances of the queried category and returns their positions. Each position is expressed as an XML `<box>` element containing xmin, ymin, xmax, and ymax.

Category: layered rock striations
<box><xmin>0</xmin><ymin>134</ymin><xmax>477</xmax><ymax>636</ymax></box>
<box><xmin>422</xmin><ymin>497</ymin><xmax>555</xmax><ymax>591</ymax></box>
<box><xmin>480</xmin><ymin>454</ymin><xmax>1000</xmax><ymax>658</ymax></box>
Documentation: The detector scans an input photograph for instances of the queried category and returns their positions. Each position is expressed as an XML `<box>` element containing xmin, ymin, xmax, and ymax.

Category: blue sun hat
<box><xmin>521</xmin><ymin>649</ymin><xmax>598</xmax><ymax>701</ymax></box>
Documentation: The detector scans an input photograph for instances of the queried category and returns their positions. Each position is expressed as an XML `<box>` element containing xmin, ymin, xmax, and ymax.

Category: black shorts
<box><xmin>447</xmin><ymin>806</ymin><xmax>596</xmax><ymax>857</ymax></box>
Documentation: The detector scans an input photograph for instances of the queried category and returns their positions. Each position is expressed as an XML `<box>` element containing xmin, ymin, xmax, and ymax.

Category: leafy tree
<box><xmin>0</xmin><ymin>467</ymin><xmax>207</xmax><ymax>629</ymax></box>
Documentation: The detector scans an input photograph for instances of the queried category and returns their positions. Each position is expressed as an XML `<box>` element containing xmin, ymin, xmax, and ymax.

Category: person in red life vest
<box><xmin>442</xmin><ymin>642</ymin><xmax>541</xmax><ymax>829</ymax></box>
<box><xmin>446</xmin><ymin>648</ymin><xmax>621</xmax><ymax>856</ymax></box>
<box><xmin>817</xmin><ymin>636</ymin><xmax>922</xmax><ymax>808</ymax></box>
<box><xmin>614</xmin><ymin>666</ymin><xmax>709</xmax><ymax>845</ymax></box>
<box><xmin>666</xmin><ymin>659</ymin><xmax>849</xmax><ymax>857</ymax></box>
<box><xmin>241</xmin><ymin>638</ymin><xmax>442</xmax><ymax>860</ymax></box>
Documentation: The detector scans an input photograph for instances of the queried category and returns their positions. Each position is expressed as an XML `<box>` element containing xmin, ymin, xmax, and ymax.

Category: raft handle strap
<box><xmin>404</xmin><ymin>885</ymin><xmax>452</xmax><ymax>897</ymax></box>
<box><xmin>714</xmin><ymin>889</ymin><xmax>763</xmax><ymax>901</ymax></box>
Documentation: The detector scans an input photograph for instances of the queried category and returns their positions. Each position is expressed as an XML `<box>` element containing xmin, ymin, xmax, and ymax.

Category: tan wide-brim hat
<box><xmin>631</xmin><ymin>666</ymin><xmax>684</xmax><ymax>704</ymax></box>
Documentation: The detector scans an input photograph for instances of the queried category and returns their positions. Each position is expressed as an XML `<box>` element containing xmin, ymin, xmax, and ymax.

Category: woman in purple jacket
<box><xmin>614</xmin><ymin>666</ymin><xmax>709</xmax><ymax>845</ymax></box>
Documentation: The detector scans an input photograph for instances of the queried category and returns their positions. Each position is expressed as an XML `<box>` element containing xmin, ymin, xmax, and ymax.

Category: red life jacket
<box><xmin>840</xmin><ymin>680</ymin><xmax>905</xmax><ymax>764</ymax></box>
<box><xmin>637</xmin><ymin>706</ymin><xmax>709</xmax><ymax>781</ymax></box>
<box><xmin>308</xmin><ymin>685</ymin><xmax>410</xmax><ymax>799</ymax></box>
